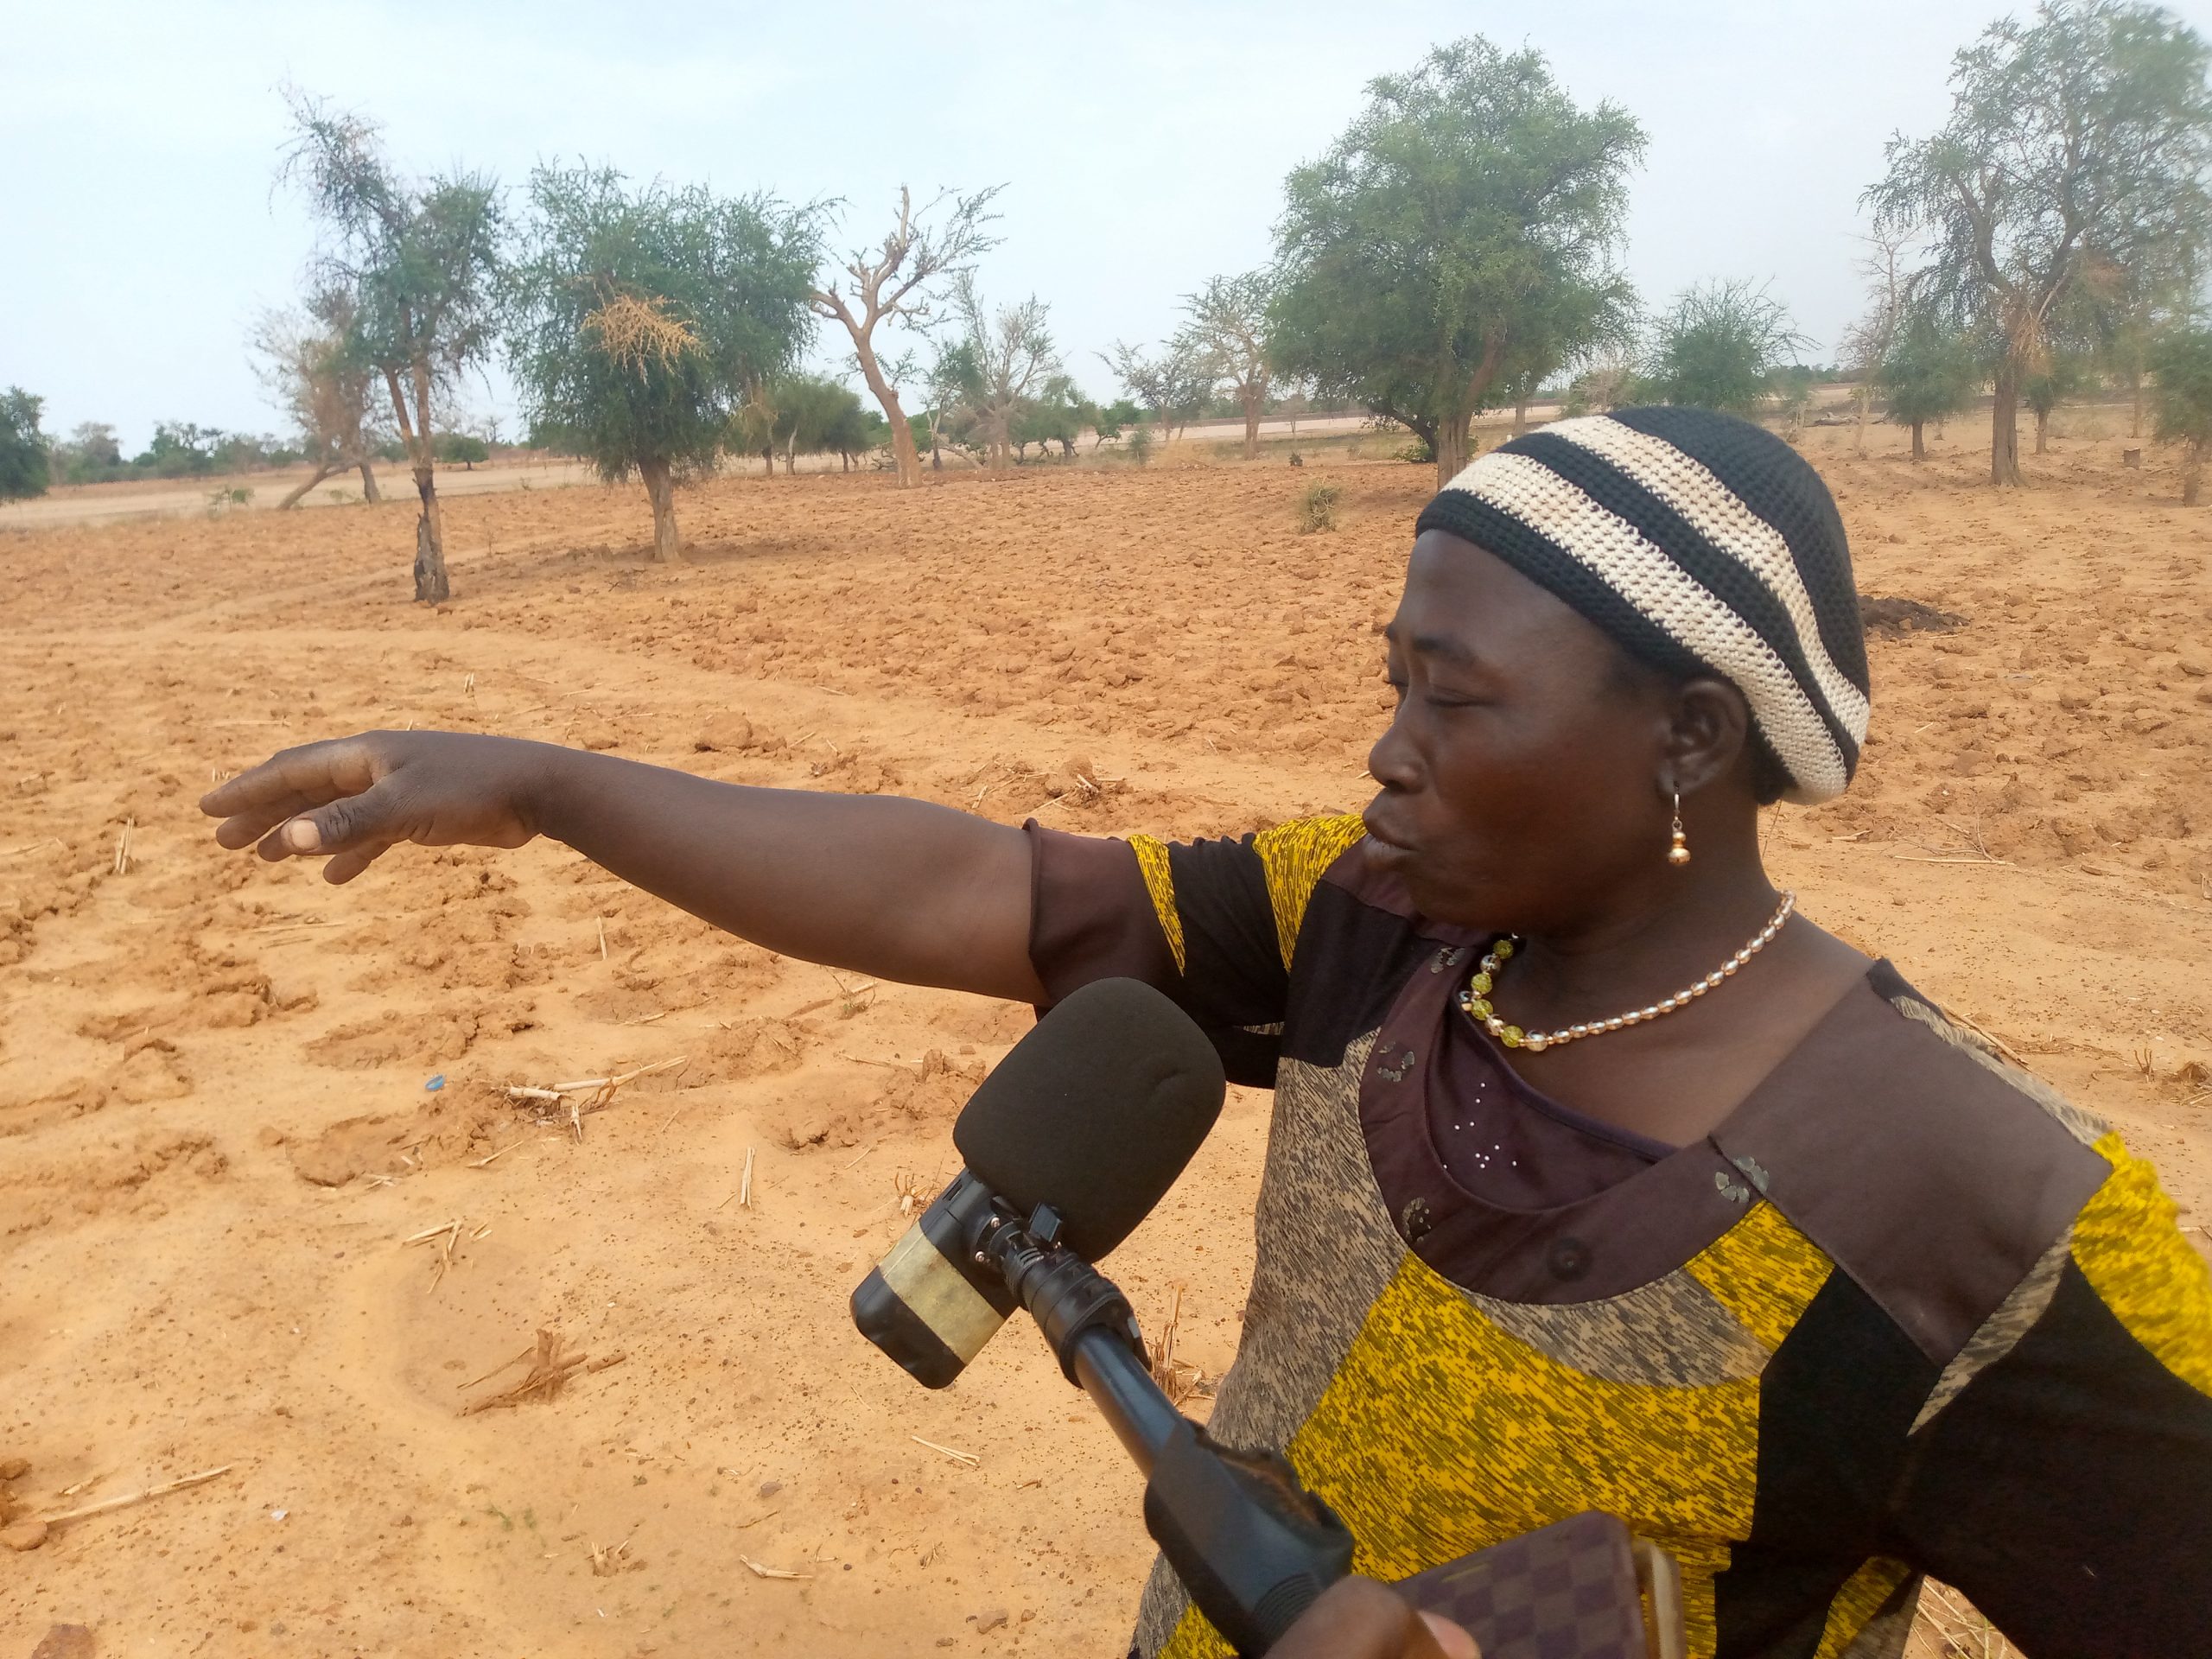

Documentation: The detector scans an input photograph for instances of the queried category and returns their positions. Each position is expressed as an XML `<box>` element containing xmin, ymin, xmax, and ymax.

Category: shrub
<box><xmin>1297</xmin><ymin>480</ymin><xmax>1342</xmax><ymax>532</ymax></box>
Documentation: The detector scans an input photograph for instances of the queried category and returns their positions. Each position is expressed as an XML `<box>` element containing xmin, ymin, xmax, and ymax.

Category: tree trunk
<box><xmin>1433</xmin><ymin>416</ymin><xmax>1470</xmax><ymax>492</ymax></box>
<box><xmin>1242</xmin><ymin>386</ymin><xmax>1262</xmax><ymax>461</ymax></box>
<box><xmin>852</xmin><ymin>335</ymin><xmax>923</xmax><ymax>488</ymax></box>
<box><xmin>1911</xmin><ymin>421</ymin><xmax>1926</xmax><ymax>461</ymax></box>
<box><xmin>278</xmin><ymin>462</ymin><xmax>339</xmax><ymax>511</ymax></box>
<box><xmin>2034</xmin><ymin>407</ymin><xmax>2050</xmax><ymax>454</ymax></box>
<box><xmin>783</xmin><ymin>432</ymin><xmax>798</xmax><ymax>475</ymax></box>
<box><xmin>2185</xmin><ymin>441</ymin><xmax>2203</xmax><ymax>508</ymax></box>
<box><xmin>358</xmin><ymin>461</ymin><xmax>382</xmax><ymax>502</ymax></box>
<box><xmin>761</xmin><ymin>447</ymin><xmax>774</xmax><ymax>477</ymax></box>
<box><xmin>1512</xmin><ymin>397</ymin><xmax>1529</xmax><ymax>439</ymax></box>
<box><xmin>1990</xmin><ymin>357</ymin><xmax>2024</xmax><ymax>487</ymax></box>
<box><xmin>639</xmin><ymin>457</ymin><xmax>681</xmax><ymax>563</ymax></box>
<box><xmin>412</xmin><ymin>467</ymin><xmax>450</xmax><ymax>604</ymax></box>
<box><xmin>2129</xmin><ymin>368</ymin><xmax>2145</xmax><ymax>439</ymax></box>
<box><xmin>1854</xmin><ymin>383</ymin><xmax>1872</xmax><ymax>456</ymax></box>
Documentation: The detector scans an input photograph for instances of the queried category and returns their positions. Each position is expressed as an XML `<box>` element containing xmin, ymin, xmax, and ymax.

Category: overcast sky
<box><xmin>10</xmin><ymin>0</ymin><xmax>2210</xmax><ymax>452</ymax></box>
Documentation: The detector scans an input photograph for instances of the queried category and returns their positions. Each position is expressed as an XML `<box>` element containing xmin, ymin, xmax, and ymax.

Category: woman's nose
<box><xmin>1366</xmin><ymin>708</ymin><xmax>1421</xmax><ymax>790</ymax></box>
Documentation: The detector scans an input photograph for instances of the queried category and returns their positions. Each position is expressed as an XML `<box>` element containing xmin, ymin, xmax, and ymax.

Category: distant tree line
<box><xmin>11</xmin><ymin>2</ymin><xmax>2212</xmax><ymax>569</ymax></box>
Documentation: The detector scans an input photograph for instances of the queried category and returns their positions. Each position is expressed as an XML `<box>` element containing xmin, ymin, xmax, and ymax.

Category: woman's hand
<box><xmin>1270</xmin><ymin>1578</ymin><xmax>1478</xmax><ymax>1659</ymax></box>
<box><xmin>200</xmin><ymin>731</ymin><xmax>563</xmax><ymax>884</ymax></box>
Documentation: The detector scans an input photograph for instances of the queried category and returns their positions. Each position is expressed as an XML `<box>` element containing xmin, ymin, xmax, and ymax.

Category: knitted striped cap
<box><xmin>1414</xmin><ymin>406</ymin><xmax>1870</xmax><ymax>804</ymax></box>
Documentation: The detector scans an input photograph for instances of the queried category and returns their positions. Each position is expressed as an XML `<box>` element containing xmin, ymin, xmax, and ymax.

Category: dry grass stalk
<box><xmin>586</xmin><ymin>292</ymin><xmax>702</xmax><ymax>377</ymax></box>
<box><xmin>1942</xmin><ymin>1007</ymin><xmax>2029</xmax><ymax>1069</ymax></box>
<box><xmin>739</xmin><ymin>1554</ymin><xmax>811</xmax><ymax>1580</ymax></box>
<box><xmin>911</xmin><ymin>1435</ymin><xmax>978</xmax><ymax>1468</ymax></box>
<box><xmin>893</xmin><ymin>1168</ymin><xmax>929</xmax><ymax>1217</ymax></box>
<box><xmin>597</xmin><ymin>917</ymin><xmax>608</xmax><ymax>961</ymax></box>
<box><xmin>588</xmin><ymin>1536</ymin><xmax>634</xmax><ymax>1576</ymax></box>
<box><xmin>739</xmin><ymin>1146</ymin><xmax>755</xmax><ymax>1208</ymax></box>
<box><xmin>459</xmin><ymin>1328</ymin><xmax>626</xmax><ymax>1416</ymax></box>
<box><xmin>1144</xmin><ymin>1287</ymin><xmax>1209</xmax><ymax>1407</ymax></box>
<box><xmin>112</xmin><ymin>817</ymin><xmax>134</xmax><ymax>876</ymax></box>
<box><xmin>1911</xmin><ymin>1583</ymin><xmax>2013</xmax><ymax>1657</ymax></box>
<box><xmin>401</xmin><ymin>1217</ymin><xmax>465</xmax><ymax>1289</ymax></box>
<box><xmin>37</xmin><ymin>1465</ymin><xmax>233</xmax><ymax>1529</ymax></box>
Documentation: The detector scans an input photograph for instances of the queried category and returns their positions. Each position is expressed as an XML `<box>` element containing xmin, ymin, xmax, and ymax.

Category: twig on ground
<box><xmin>740</xmin><ymin>1147</ymin><xmax>754</xmax><ymax>1209</ymax></box>
<box><xmin>740</xmin><ymin>1555</ymin><xmax>812</xmax><ymax>1580</ymax></box>
<box><xmin>37</xmin><ymin>1465</ymin><xmax>235</xmax><ymax>1529</ymax></box>
<box><xmin>459</xmin><ymin>1330</ymin><xmax>623</xmax><ymax>1415</ymax></box>
<box><xmin>911</xmin><ymin>1435</ymin><xmax>978</xmax><ymax>1468</ymax></box>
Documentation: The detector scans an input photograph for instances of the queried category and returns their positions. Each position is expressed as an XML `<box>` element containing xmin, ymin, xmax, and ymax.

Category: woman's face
<box><xmin>1362</xmin><ymin>531</ymin><xmax>1677</xmax><ymax>931</ymax></box>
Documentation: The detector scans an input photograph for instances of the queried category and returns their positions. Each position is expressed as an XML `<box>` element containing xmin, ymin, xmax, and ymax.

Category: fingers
<box><xmin>321</xmin><ymin>842</ymin><xmax>397</xmax><ymax>884</ymax></box>
<box><xmin>201</xmin><ymin>738</ymin><xmax>386</xmax><ymax>847</ymax></box>
<box><xmin>1268</xmin><ymin>1578</ymin><xmax>1479</xmax><ymax>1659</ymax></box>
<box><xmin>248</xmin><ymin>779</ymin><xmax>407</xmax><ymax>865</ymax></box>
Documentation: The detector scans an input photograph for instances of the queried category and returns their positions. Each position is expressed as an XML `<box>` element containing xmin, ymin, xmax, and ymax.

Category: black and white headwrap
<box><xmin>1414</xmin><ymin>405</ymin><xmax>1871</xmax><ymax>804</ymax></box>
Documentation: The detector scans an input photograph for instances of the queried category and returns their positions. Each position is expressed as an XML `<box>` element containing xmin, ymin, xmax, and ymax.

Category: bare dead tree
<box><xmin>808</xmin><ymin>186</ymin><xmax>1002</xmax><ymax>488</ymax></box>
<box><xmin>952</xmin><ymin>275</ymin><xmax>1058</xmax><ymax>472</ymax></box>
<box><xmin>252</xmin><ymin>289</ymin><xmax>388</xmax><ymax>508</ymax></box>
<box><xmin>1837</xmin><ymin>227</ymin><xmax>1919</xmax><ymax>456</ymax></box>
<box><xmin>1177</xmin><ymin>272</ymin><xmax>1274</xmax><ymax>458</ymax></box>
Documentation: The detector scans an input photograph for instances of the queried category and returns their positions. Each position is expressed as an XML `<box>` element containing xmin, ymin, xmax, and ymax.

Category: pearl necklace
<box><xmin>1459</xmin><ymin>891</ymin><xmax>1797</xmax><ymax>1053</ymax></box>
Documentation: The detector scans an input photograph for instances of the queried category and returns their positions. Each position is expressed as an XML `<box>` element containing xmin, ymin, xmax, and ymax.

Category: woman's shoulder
<box><xmin>1713</xmin><ymin>960</ymin><xmax>2124</xmax><ymax>1368</ymax></box>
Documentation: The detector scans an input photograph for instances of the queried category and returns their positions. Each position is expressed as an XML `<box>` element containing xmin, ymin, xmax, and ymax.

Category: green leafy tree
<box><xmin>53</xmin><ymin>422</ymin><xmax>124</xmax><ymax>484</ymax></box>
<box><xmin>0</xmin><ymin>388</ymin><xmax>50</xmax><ymax>501</ymax></box>
<box><xmin>1643</xmin><ymin>279</ymin><xmax>1809</xmax><ymax>416</ymax></box>
<box><xmin>1011</xmin><ymin>374</ymin><xmax>1090</xmax><ymax>461</ymax></box>
<box><xmin>1104</xmin><ymin>339</ymin><xmax>1217</xmax><ymax>443</ymax></box>
<box><xmin>2151</xmin><ymin>322</ymin><xmax>2212</xmax><ymax>503</ymax></box>
<box><xmin>1268</xmin><ymin>36</ymin><xmax>1644</xmax><ymax>487</ymax></box>
<box><xmin>2021</xmin><ymin>347</ymin><xmax>2090</xmax><ymax>454</ymax></box>
<box><xmin>1866</xmin><ymin>1</ymin><xmax>2212</xmax><ymax>487</ymax></box>
<box><xmin>1875</xmin><ymin>315</ymin><xmax>1984</xmax><ymax>459</ymax></box>
<box><xmin>509</xmin><ymin>165</ymin><xmax>818</xmax><ymax>559</ymax></box>
<box><xmin>1090</xmin><ymin>397</ymin><xmax>1141</xmax><ymax>448</ymax></box>
<box><xmin>1176</xmin><ymin>272</ymin><xmax>1274</xmax><ymax>457</ymax></box>
<box><xmin>282</xmin><ymin>89</ymin><xmax>504</xmax><ymax>601</ymax></box>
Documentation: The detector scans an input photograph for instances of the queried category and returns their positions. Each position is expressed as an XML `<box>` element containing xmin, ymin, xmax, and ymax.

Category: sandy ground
<box><xmin>2</xmin><ymin>411</ymin><xmax>2208</xmax><ymax>1658</ymax></box>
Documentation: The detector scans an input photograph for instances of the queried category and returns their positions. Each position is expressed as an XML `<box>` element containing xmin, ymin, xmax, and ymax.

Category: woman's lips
<box><xmin>1361</xmin><ymin>812</ymin><xmax>1416</xmax><ymax>869</ymax></box>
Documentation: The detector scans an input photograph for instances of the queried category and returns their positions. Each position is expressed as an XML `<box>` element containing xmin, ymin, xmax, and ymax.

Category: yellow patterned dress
<box><xmin>1022</xmin><ymin>816</ymin><xmax>2212</xmax><ymax>1659</ymax></box>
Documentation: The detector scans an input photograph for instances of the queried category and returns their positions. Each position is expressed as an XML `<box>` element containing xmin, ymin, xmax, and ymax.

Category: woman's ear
<box><xmin>1664</xmin><ymin>677</ymin><xmax>1754</xmax><ymax>798</ymax></box>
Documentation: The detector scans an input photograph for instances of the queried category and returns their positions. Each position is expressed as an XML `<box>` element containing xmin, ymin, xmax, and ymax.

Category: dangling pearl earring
<box><xmin>1668</xmin><ymin>791</ymin><xmax>1692</xmax><ymax>867</ymax></box>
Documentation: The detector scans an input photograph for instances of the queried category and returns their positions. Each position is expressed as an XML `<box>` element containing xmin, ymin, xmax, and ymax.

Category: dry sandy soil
<box><xmin>2</xmin><ymin>413</ymin><xmax>2208</xmax><ymax>1658</ymax></box>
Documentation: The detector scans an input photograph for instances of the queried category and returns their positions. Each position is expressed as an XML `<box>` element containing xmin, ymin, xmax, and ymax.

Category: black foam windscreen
<box><xmin>952</xmin><ymin>977</ymin><xmax>1226</xmax><ymax>1262</ymax></box>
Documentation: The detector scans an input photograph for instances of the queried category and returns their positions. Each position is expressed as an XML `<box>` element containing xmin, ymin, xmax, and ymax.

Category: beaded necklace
<box><xmin>1459</xmin><ymin>891</ymin><xmax>1796</xmax><ymax>1053</ymax></box>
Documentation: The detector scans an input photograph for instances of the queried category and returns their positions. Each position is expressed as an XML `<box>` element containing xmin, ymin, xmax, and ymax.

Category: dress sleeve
<box><xmin>1024</xmin><ymin>814</ymin><xmax>1366</xmax><ymax>1086</ymax></box>
<box><xmin>1885</xmin><ymin>1135</ymin><xmax>2212</xmax><ymax>1653</ymax></box>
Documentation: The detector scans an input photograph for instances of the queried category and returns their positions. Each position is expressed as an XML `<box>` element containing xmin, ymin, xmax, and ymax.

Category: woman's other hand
<box><xmin>1269</xmin><ymin>1577</ymin><xmax>1478</xmax><ymax>1659</ymax></box>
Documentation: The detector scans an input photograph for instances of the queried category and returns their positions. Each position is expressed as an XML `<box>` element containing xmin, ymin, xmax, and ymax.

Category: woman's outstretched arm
<box><xmin>200</xmin><ymin>730</ymin><xmax>1047</xmax><ymax>1003</ymax></box>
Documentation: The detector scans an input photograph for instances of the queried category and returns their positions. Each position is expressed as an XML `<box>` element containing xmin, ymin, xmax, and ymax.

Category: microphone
<box><xmin>850</xmin><ymin>977</ymin><xmax>1226</xmax><ymax>1388</ymax></box>
<box><xmin>849</xmin><ymin>976</ymin><xmax>1357</xmax><ymax>1653</ymax></box>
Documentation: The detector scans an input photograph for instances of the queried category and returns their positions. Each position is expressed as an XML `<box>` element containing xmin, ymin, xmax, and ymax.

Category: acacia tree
<box><xmin>808</xmin><ymin>187</ymin><xmax>1002</xmax><ymax>488</ymax></box>
<box><xmin>1866</xmin><ymin>1</ymin><xmax>2212</xmax><ymax>487</ymax></box>
<box><xmin>2152</xmin><ymin>322</ymin><xmax>2212</xmax><ymax>503</ymax></box>
<box><xmin>0</xmin><ymin>388</ymin><xmax>50</xmax><ymax>501</ymax></box>
<box><xmin>1643</xmin><ymin>279</ymin><xmax>1809</xmax><ymax>416</ymax></box>
<box><xmin>508</xmin><ymin>165</ymin><xmax>817</xmax><ymax>559</ymax></box>
<box><xmin>283</xmin><ymin>92</ymin><xmax>502</xmax><ymax>601</ymax></box>
<box><xmin>1876</xmin><ymin>315</ymin><xmax>1983</xmax><ymax>459</ymax></box>
<box><xmin>1104</xmin><ymin>339</ymin><xmax>1217</xmax><ymax>443</ymax></box>
<box><xmin>1176</xmin><ymin>272</ymin><xmax>1274</xmax><ymax>457</ymax></box>
<box><xmin>952</xmin><ymin>276</ymin><xmax>1058</xmax><ymax>472</ymax></box>
<box><xmin>1268</xmin><ymin>37</ymin><xmax>1644</xmax><ymax>488</ymax></box>
<box><xmin>253</xmin><ymin>289</ymin><xmax>387</xmax><ymax>508</ymax></box>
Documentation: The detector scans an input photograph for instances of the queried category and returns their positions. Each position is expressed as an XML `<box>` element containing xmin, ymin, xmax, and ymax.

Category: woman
<box><xmin>202</xmin><ymin>408</ymin><xmax>2211</xmax><ymax>1658</ymax></box>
